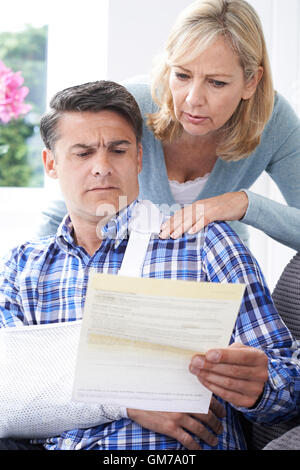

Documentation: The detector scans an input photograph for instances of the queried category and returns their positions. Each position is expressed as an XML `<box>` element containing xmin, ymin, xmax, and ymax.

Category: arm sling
<box><xmin>0</xmin><ymin>200</ymin><xmax>163</xmax><ymax>438</ymax></box>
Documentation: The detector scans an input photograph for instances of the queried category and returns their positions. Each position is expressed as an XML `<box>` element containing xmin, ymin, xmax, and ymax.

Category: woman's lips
<box><xmin>183</xmin><ymin>112</ymin><xmax>208</xmax><ymax>124</ymax></box>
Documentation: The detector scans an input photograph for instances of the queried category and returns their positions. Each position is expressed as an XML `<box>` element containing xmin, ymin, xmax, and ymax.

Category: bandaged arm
<box><xmin>0</xmin><ymin>321</ymin><xmax>128</xmax><ymax>439</ymax></box>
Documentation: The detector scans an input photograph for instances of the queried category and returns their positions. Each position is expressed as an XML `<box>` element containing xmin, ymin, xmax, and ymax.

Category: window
<box><xmin>0</xmin><ymin>25</ymin><xmax>47</xmax><ymax>188</ymax></box>
<box><xmin>0</xmin><ymin>0</ymin><xmax>109</xmax><ymax>256</ymax></box>
<box><xmin>0</xmin><ymin>4</ymin><xmax>48</xmax><ymax>256</ymax></box>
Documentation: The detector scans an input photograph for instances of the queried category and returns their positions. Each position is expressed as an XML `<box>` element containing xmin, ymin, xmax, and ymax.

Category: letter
<box><xmin>157</xmin><ymin>455</ymin><xmax>167</xmax><ymax>465</ymax></box>
<box><xmin>147</xmin><ymin>455</ymin><xmax>155</xmax><ymax>465</ymax></box>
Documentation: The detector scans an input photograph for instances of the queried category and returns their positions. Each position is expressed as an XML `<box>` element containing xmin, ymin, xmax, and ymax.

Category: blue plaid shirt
<box><xmin>1</xmin><ymin>200</ymin><xmax>300</xmax><ymax>450</ymax></box>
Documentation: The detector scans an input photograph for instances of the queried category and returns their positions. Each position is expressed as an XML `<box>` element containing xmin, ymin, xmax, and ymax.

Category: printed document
<box><xmin>72</xmin><ymin>273</ymin><xmax>245</xmax><ymax>413</ymax></box>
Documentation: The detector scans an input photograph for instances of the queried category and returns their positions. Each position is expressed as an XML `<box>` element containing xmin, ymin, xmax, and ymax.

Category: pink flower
<box><xmin>0</xmin><ymin>60</ymin><xmax>32</xmax><ymax>124</ymax></box>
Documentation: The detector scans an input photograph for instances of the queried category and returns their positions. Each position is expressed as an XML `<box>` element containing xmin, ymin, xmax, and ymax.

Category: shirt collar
<box><xmin>101</xmin><ymin>199</ymin><xmax>139</xmax><ymax>247</ymax></box>
<box><xmin>56</xmin><ymin>199</ymin><xmax>139</xmax><ymax>251</ymax></box>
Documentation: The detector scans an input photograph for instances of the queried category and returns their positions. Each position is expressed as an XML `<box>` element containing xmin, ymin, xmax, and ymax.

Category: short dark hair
<box><xmin>40</xmin><ymin>80</ymin><xmax>143</xmax><ymax>150</ymax></box>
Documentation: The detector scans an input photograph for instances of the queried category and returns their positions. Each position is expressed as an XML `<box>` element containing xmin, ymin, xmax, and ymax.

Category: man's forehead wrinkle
<box><xmin>57</xmin><ymin>112</ymin><xmax>137</xmax><ymax>150</ymax></box>
<box><xmin>107</xmin><ymin>140</ymin><xmax>132</xmax><ymax>146</ymax></box>
<box><xmin>69</xmin><ymin>139</ymin><xmax>132</xmax><ymax>151</ymax></box>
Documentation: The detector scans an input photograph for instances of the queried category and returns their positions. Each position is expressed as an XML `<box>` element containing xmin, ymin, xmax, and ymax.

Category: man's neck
<box><xmin>72</xmin><ymin>218</ymin><xmax>103</xmax><ymax>256</ymax></box>
<box><xmin>69</xmin><ymin>202</ymin><xmax>134</xmax><ymax>256</ymax></box>
<box><xmin>67</xmin><ymin>198</ymin><xmax>138</xmax><ymax>256</ymax></box>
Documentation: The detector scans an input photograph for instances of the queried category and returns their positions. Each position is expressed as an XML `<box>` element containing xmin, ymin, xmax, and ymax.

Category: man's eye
<box><xmin>112</xmin><ymin>148</ymin><xmax>126</xmax><ymax>154</ymax></box>
<box><xmin>77</xmin><ymin>151</ymin><xmax>92</xmax><ymax>157</ymax></box>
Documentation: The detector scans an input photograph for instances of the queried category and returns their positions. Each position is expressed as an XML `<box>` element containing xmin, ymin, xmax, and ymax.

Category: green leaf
<box><xmin>0</xmin><ymin>144</ymin><xmax>9</xmax><ymax>156</ymax></box>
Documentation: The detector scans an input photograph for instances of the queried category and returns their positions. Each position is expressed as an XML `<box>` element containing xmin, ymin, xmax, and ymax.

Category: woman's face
<box><xmin>169</xmin><ymin>37</ymin><xmax>260</xmax><ymax>139</ymax></box>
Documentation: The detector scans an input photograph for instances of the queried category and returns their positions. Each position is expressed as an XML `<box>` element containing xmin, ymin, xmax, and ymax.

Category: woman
<box><xmin>39</xmin><ymin>0</ymin><xmax>300</xmax><ymax>251</ymax></box>
<box><xmin>18</xmin><ymin>0</ymin><xmax>300</xmax><ymax>449</ymax></box>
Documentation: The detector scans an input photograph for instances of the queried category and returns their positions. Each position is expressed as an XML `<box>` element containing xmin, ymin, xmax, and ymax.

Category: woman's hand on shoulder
<box><xmin>159</xmin><ymin>191</ymin><xmax>249</xmax><ymax>239</ymax></box>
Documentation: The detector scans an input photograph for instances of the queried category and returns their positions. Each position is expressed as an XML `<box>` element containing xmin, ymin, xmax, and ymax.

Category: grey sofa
<box><xmin>242</xmin><ymin>252</ymin><xmax>300</xmax><ymax>450</ymax></box>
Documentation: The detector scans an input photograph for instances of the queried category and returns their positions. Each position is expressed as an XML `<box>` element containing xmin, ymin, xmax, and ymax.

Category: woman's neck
<box><xmin>163</xmin><ymin>132</ymin><xmax>218</xmax><ymax>183</ymax></box>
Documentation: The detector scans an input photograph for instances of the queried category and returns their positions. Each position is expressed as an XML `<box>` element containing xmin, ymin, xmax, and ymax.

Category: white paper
<box><xmin>72</xmin><ymin>273</ymin><xmax>245</xmax><ymax>414</ymax></box>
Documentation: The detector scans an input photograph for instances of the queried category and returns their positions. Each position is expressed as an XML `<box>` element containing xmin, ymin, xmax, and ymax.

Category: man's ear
<box><xmin>42</xmin><ymin>148</ymin><xmax>58</xmax><ymax>179</ymax></box>
<box><xmin>137</xmin><ymin>143</ymin><xmax>143</xmax><ymax>174</ymax></box>
<box><xmin>242</xmin><ymin>66</ymin><xmax>264</xmax><ymax>100</ymax></box>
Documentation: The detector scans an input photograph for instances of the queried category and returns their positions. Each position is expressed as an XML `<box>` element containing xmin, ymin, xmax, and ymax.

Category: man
<box><xmin>0</xmin><ymin>81</ymin><xmax>299</xmax><ymax>451</ymax></box>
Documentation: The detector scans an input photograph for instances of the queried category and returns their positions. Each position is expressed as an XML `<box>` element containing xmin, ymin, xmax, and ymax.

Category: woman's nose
<box><xmin>186</xmin><ymin>81</ymin><xmax>206</xmax><ymax>107</ymax></box>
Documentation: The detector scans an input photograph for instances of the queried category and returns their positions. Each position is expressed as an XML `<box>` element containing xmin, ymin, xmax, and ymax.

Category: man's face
<box><xmin>43</xmin><ymin>110</ymin><xmax>142</xmax><ymax>224</ymax></box>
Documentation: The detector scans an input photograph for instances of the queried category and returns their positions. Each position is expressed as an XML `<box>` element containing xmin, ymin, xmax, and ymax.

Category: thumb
<box><xmin>228</xmin><ymin>342</ymin><xmax>247</xmax><ymax>349</ymax></box>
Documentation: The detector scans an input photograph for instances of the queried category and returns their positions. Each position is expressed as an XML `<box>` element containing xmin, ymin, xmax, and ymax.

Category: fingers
<box><xmin>191</xmin><ymin>409</ymin><xmax>223</xmax><ymax>436</ymax></box>
<box><xmin>162</xmin><ymin>414</ymin><xmax>202</xmax><ymax>450</ymax></box>
<box><xmin>199</xmin><ymin>380</ymin><xmax>258</xmax><ymax>408</ymax></box>
<box><xmin>178</xmin><ymin>397</ymin><xmax>226</xmax><ymax>448</ymax></box>
<box><xmin>190</xmin><ymin>346</ymin><xmax>268</xmax><ymax>408</ymax></box>
<box><xmin>199</xmin><ymin>370</ymin><xmax>264</xmax><ymax>402</ymax></box>
<box><xmin>160</xmin><ymin>203</ymin><xmax>205</xmax><ymax>239</ymax></box>
<box><xmin>187</xmin><ymin>217</ymin><xmax>206</xmax><ymax>235</ymax></box>
<box><xmin>159</xmin><ymin>192</ymin><xmax>249</xmax><ymax>239</ymax></box>
<box><xmin>180</xmin><ymin>414</ymin><xmax>218</xmax><ymax>448</ymax></box>
<box><xmin>193</xmin><ymin>345</ymin><xmax>268</xmax><ymax>369</ymax></box>
<box><xmin>208</xmin><ymin>396</ymin><xmax>227</xmax><ymax>419</ymax></box>
<box><xmin>174</xmin><ymin>430</ymin><xmax>202</xmax><ymax>450</ymax></box>
<box><xmin>126</xmin><ymin>409</ymin><xmax>202</xmax><ymax>450</ymax></box>
<box><xmin>169</xmin><ymin>412</ymin><xmax>221</xmax><ymax>448</ymax></box>
<box><xmin>127</xmin><ymin>408</ymin><xmax>224</xmax><ymax>450</ymax></box>
<box><xmin>191</xmin><ymin>397</ymin><xmax>226</xmax><ymax>436</ymax></box>
<box><xmin>159</xmin><ymin>212</ymin><xmax>190</xmax><ymax>239</ymax></box>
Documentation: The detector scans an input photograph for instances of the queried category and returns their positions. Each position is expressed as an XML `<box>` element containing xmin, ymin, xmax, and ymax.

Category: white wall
<box><xmin>46</xmin><ymin>0</ymin><xmax>109</xmax><ymax>102</ymax></box>
<box><xmin>107</xmin><ymin>0</ymin><xmax>192</xmax><ymax>82</ymax></box>
<box><xmin>245</xmin><ymin>0</ymin><xmax>300</xmax><ymax>288</ymax></box>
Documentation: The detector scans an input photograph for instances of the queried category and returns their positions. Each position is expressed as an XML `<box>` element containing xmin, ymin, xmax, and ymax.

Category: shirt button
<box><xmin>65</xmin><ymin>438</ymin><xmax>73</xmax><ymax>447</ymax></box>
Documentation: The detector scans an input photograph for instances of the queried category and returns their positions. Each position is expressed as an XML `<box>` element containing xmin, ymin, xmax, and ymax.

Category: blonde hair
<box><xmin>147</xmin><ymin>0</ymin><xmax>274</xmax><ymax>161</ymax></box>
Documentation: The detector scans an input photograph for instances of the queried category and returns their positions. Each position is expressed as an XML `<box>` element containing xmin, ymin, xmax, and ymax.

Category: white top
<box><xmin>169</xmin><ymin>174</ymin><xmax>210</xmax><ymax>206</ymax></box>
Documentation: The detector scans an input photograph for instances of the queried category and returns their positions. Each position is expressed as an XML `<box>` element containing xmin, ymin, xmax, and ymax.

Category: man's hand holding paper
<box><xmin>190</xmin><ymin>343</ymin><xmax>269</xmax><ymax>408</ymax></box>
<box><xmin>72</xmin><ymin>273</ymin><xmax>246</xmax><ymax>414</ymax></box>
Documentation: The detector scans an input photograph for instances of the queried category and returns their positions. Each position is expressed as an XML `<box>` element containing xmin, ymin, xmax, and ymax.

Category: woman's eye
<box><xmin>209</xmin><ymin>79</ymin><xmax>227</xmax><ymax>88</ymax></box>
<box><xmin>175</xmin><ymin>72</ymin><xmax>190</xmax><ymax>80</ymax></box>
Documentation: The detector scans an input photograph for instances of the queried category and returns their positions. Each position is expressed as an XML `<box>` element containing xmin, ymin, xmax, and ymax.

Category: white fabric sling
<box><xmin>0</xmin><ymin>200</ymin><xmax>163</xmax><ymax>439</ymax></box>
<box><xmin>0</xmin><ymin>321</ymin><xmax>120</xmax><ymax>439</ymax></box>
<box><xmin>119</xmin><ymin>199</ymin><xmax>163</xmax><ymax>277</ymax></box>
